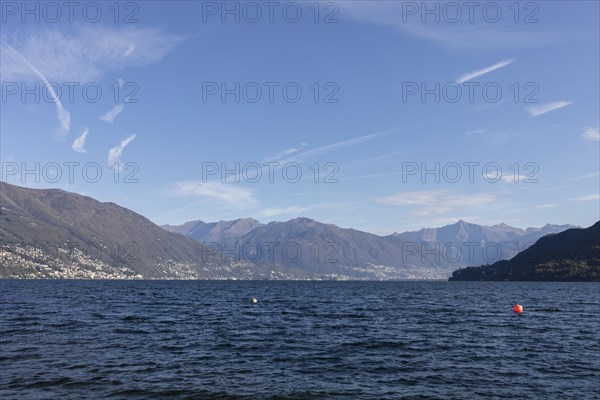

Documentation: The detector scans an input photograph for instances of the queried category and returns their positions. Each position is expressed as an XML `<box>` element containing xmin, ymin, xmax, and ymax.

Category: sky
<box><xmin>1</xmin><ymin>0</ymin><xmax>599</xmax><ymax>234</ymax></box>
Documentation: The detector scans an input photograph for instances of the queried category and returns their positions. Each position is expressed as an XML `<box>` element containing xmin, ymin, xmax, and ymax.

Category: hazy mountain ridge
<box><xmin>0</xmin><ymin>182</ymin><xmax>583</xmax><ymax>280</ymax></box>
<box><xmin>449</xmin><ymin>222</ymin><xmax>600</xmax><ymax>281</ymax></box>
<box><xmin>165</xmin><ymin>218</ymin><xmax>264</xmax><ymax>242</ymax></box>
<box><xmin>391</xmin><ymin>220</ymin><xmax>577</xmax><ymax>268</ymax></box>
<box><xmin>396</xmin><ymin>220</ymin><xmax>575</xmax><ymax>243</ymax></box>
<box><xmin>164</xmin><ymin>217</ymin><xmax>577</xmax><ymax>279</ymax></box>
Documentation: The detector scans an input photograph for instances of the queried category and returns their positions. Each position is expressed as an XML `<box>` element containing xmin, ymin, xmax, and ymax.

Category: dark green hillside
<box><xmin>449</xmin><ymin>222</ymin><xmax>600</xmax><ymax>281</ymax></box>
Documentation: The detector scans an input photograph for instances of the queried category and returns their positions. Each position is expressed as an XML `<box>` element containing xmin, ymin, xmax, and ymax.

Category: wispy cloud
<box><xmin>582</xmin><ymin>127</ymin><xmax>600</xmax><ymax>141</ymax></box>
<box><xmin>346</xmin><ymin>172</ymin><xmax>403</xmax><ymax>181</ymax></box>
<box><xmin>1</xmin><ymin>26</ymin><xmax>182</xmax><ymax>83</ymax></box>
<box><xmin>565</xmin><ymin>171</ymin><xmax>600</xmax><ymax>182</ymax></box>
<box><xmin>533</xmin><ymin>203</ymin><xmax>559</xmax><ymax>209</ymax></box>
<box><xmin>571</xmin><ymin>194</ymin><xmax>600</xmax><ymax>202</ymax></box>
<box><xmin>259</xmin><ymin>206</ymin><xmax>307</xmax><ymax>218</ymax></box>
<box><xmin>500</xmin><ymin>175</ymin><xmax>528</xmax><ymax>183</ymax></box>
<box><xmin>100</xmin><ymin>105</ymin><xmax>124</xmax><ymax>124</ymax></box>
<box><xmin>276</xmin><ymin>115</ymin><xmax>479</xmax><ymax>170</ymax></box>
<box><xmin>465</xmin><ymin>129</ymin><xmax>486</xmax><ymax>135</ymax></box>
<box><xmin>526</xmin><ymin>101</ymin><xmax>572</xmax><ymax>117</ymax></box>
<box><xmin>278</xmin><ymin>126</ymin><xmax>409</xmax><ymax>166</ymax></box>
<box><xmin>339</xmin><ymin>2</ymin><xmax>561</xmax><ymax>48</ymax></box>
<box><xmin>339</xmin><ymin>150</ymin><xmax>405</xmax><ymax>174</ymax></box>
<box><xmin>263</xmin><ymin>143</ymin><xmax>307</xmax><ymax>162</ymax></box>
<box><xmin>456</xmin><ymin>58</ymin><xmax>515</xmax><ymax>84</ymax></box>
<box><xmin>483</xmin><ymin>172</ymin><xmax>528</xmax><ymax>183</ymax></box>
<box><xmin>71</xmin><ymin>128</ymin><xmax>89</xmax><ymax>153</ymax></box>
<box><xmin>1</xmin><ymin>42</ymin><xmax>70</xmax><ymax>135</ymax></box>
<box><xmin>175</xmin><ymin>181</ymin><xmax>258</xmax><ymax>208</ymax></box>
<box><xmin>376</xmin><ymin>190</ymin><xmax>495</xmax><ymax>216</ymax></box>
<box><xmin>279</xmin><ymin>132</ymin><xmax>383</xmax><ymax>164</ymax></box>
<box><xmin>108</xmin><ymin>134</ymin><xmax>136</xmax><ymax>167</ymax></box>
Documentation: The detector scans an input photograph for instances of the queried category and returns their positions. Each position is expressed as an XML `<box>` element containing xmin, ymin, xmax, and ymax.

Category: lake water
<box><xmin>1</xmin><ymin>280</ymin><xmax>599</xmax><ymax>399</ymax></box>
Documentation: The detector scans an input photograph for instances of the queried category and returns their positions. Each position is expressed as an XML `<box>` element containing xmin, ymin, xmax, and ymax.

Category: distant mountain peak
<box><xmin>162</xmin><ymin>216</ymin><xmax>263</xmax><ymax>242</ymax></box>
<box><xmin>455</xmin><ymin>219</ymin><xmax>472</xmax><ymax>227</ymax></box>
<box><xmin>290</xmin><ymin>217</ymin><xmax>315</xmax><ymax>223</ymax></box>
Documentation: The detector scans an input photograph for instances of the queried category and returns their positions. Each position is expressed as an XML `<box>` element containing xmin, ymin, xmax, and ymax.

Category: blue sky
<box><xmin>1</xmin><ymin>0</ymin><xmax>598</xmax><ymax>234</ymax></box>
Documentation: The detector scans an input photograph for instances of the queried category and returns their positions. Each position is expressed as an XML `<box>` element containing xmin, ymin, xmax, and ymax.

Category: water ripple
<box><xmin>1</xmin><ymin>280</ymin><xmax>599</xmax><ymax>399</ymax></box>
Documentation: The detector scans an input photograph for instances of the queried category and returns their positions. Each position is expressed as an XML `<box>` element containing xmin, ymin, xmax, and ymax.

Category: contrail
<box><xmin>2</xmin><ymin>42</ymin><xmax>71</xmax><ymax>135</ymax></box>
<box><xmin>456</xmin><ymin>58</ymin><xmax>515</xmax><ymax>84</ymax></box>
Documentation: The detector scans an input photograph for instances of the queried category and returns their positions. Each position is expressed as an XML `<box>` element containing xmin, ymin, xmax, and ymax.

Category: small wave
<box><xmin>110</xmin><ymin>388</ymin><xmax>238</xmax><ymax>399</ymax></box>
<box><xmin>121</xmin><ymin>315</ymin><xmax>150</xmax><ymax>322</ymax></box>
<box><xmin>24</xmin><ymin>376</ymin><xmax>72</xmax><ymax>388</ymax></box>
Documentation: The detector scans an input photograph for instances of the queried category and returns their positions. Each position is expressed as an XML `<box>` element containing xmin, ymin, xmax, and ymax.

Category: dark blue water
<box><xmin>1</xmin><ymin>281</ymin><xmax>599</xmax><ymax>399</ymax></box>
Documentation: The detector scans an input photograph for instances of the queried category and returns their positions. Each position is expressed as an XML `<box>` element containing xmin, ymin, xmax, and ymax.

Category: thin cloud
<box><xmin>1</xmin><ymin>42</ymin><xmax>70</xmax><ymax>135</ymax></box>
<box><xmin>100</xmin><ymin>105</ymin><xmax>125</xmax><ymax>124</ymax></box>
<box><xmin>346</xmin><ymin>172</ymin><xmax>403</xmax><ymax>181</ymax></box>
<box><xmin>259</xmin><ymin>206</ymin><xmax>308</xmax><ymax>218</ymax></box>
<box><xmin>456</xmin><ymin>58</ymin><xmax>515</xmax><ymax>84</ymax></box>
<box><xmin>278</xmin><ymin>126</ymin><xmax>407</xmax><ymax>166</ymax></box>
<box><xmin>582</xmin><ymin>127</ymin><xmax>600</xmax><ymax>141</ymax></box>
<box><xmin>1</xmin><ymin>26</ymin><xmax>182</xmax><ymax>83</ymax></box>
<box><xmin>483</xmin><ymin>172</ymin><xmax>528</xmax><ymax>183</ymax></box>
<box><xmin>339</xmin><ymin>150</ymin><xmax>405</xmax><ymax>173</ymax></box>
<box><xmin>565</xmin><ymin>171</ymin><xmax>600</xmax><ymax>182</ymax></box>
<box><xmin>501</xmin><ymin>175</ymin><xmax>527</xmax><ymax>183</ymax></box>
<box><xmin>376</xmin><ymin>190</ymin><xmax>495</xmax><ymax>216</ymax></box>
<box><xmin>176</xmin><ymin>181</ymin><xmax>258</xmax><ymax>208</ymax></box>
<box><xmin>263</xmin><ymin>143</ymin><xmax>307</xmax><ymax>162</ymax></box>
<box><xmin>279</xmin><ymin>114</ymin><xmax>484</xmax><ymax>169</ymax></box>
<box><xmin>572</xmin><ymin>194</ymin><xmax>600</xmax><ymax>202</ymax></box>
<box><xmin>533</xmin><ymin>203</ymin><xmax>559</xmax><ymax>209</ymax></box>
<box><xmin>465</xmin><ymin>129</ymin><xmax>486</xmax><ymax>135</ymax></box>
<box><xmin>339</xmin><ymin>2</ymin><xmax>562</xmax><ymax>48</ymax></box>
<box><xmin>108</xmin><ymin>134</ymin><xmax>136</xmax><ymax>167</ymax></box>
<box><xmin>526</xmin><ymin>101</ymin><xmax>572</xmax><ymax>117</ymax></box>
<box><xmin>71</xmin><ymin>128</ymin><xmax>89</xmax><ymax>153</ymax></box>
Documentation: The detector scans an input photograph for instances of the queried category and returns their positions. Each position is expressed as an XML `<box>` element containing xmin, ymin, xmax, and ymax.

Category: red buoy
<box><xmin>513</xmin><ymin>303</ymin><xmax>523</xmax><ymax>314</ymax></box>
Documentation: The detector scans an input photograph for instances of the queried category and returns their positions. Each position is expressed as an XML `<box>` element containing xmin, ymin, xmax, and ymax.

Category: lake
<box><xmin>1</xmin><ymin>280</ymin><xmax>599</xmax><ymax>399</ymax></box>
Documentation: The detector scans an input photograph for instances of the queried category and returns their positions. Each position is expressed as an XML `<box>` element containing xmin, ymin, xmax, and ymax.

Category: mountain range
<box><xmin>162</xmin><ymin>217</ymin><xmax>576</xmax><ymax>279</ymax></box>
<box><xmin>0</xmin><ymin>181</ymin><xmax>588</xmax><ymax>280</ymax></box>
